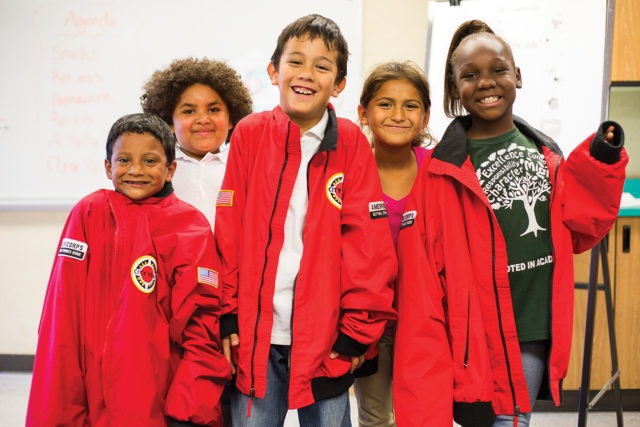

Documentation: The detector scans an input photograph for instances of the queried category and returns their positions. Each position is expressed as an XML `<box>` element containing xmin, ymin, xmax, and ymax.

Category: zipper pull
<box><xmin>247</xmin><ymin>387</ymin><xmax>256</xmax><ymax>418</ymax></box>
<box><xmin>513</xmin><ymin>405</ymin><xmax>520</xmax><ymax>427</ymax></box>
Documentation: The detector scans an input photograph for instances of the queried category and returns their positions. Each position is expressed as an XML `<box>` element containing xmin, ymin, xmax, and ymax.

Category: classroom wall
<box><xmin>0</xmin><ymin>0</ymin><xmax>430</xmax><ymax>358</ymax></box>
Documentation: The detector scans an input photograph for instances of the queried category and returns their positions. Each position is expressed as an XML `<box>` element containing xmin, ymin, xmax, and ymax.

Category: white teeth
<box><xmin>479</xmin><ymin>96</ymin><xmax>499</xmax><ymax>104</ymax></box>
<box><xmin>293</xmin><ymin>87</ymin><xmax>313</xmax><ymax>95</ymax></box>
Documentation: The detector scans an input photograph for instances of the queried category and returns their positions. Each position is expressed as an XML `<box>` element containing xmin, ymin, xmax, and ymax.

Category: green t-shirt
<box><xmin>468</xmin><ymin>127</ymin><xmax>553</xmax><ymax>342</ymax></box>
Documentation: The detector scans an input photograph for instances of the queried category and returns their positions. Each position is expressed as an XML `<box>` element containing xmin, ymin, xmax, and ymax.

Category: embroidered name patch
<box><xmin>216</xmin><ymin>190</ymin><xmax>234</xmax><ymax>207</ymax></box>
<box><xmin>326</xmin><ymin>172</ymin><xmax>344</xmax><ymax>209</ymax></box>
<box><xmin>58</xmin><ymin>238</ymin><xmax>88</xmax><ymax>260</ymax></box>
<box><xmin>400</xmin><ymin>210</ymin><xmax>417</xmax><ymax>229</ymax></box>
<box><xmin>369</xmin><ymin>201</ymin><xmax>388</xmax><ymax>219</ymax></box>
<box><xmin>131</xmin><ymin>255</ymin><xmax>157</xmax><ymax>294</ymax></box>
<box><xmin>198</xmin><ymin>267</ymin><xmax>219</xmax><ymax>288</ymax></box>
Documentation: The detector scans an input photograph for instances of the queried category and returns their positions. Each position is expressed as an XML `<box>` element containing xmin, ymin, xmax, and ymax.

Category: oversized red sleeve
<box><xmin>393</xmin><ymin>182</ymin><xmax>454</xmax><ymax>427</ymax></box>
<box><xmin>334</xmin><ymin>130</ymin><xmax>397</xmax><ymax>353</ymax></box>
<box><xmin>213</xmin><ymin>121</ymin><xmax>249</xmax><ymax>333</ymax></box>
<box><xmin>561</xmin><ymin>126</ymin><xmax>628</xmax><ymax>254</ymax></box>
<box><xmin>165</xmin><ymin>226</ymin><xmax>232</xmax><ymax>426</ymax></box>
<box><xmin>26</xmin><ymin>204</ymin><xmax>90</xmax><ymax>426</ymax></box>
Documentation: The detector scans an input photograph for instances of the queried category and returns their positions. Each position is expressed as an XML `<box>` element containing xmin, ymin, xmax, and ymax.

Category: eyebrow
<box><xmin>286</xmin><ymin>51</ymin><xmax>336</xmax><ymax>64</ymax></box>
<box><xmin>177</xmin><ymin>100</ymin><xmax>223</xmax><ymax>107</ymax></box>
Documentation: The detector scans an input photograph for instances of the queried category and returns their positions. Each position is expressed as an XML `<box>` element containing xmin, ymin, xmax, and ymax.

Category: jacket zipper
<box><xmin>464</xmin><ymin>294</ymin><xmax>470</xmax><ymax>368</ymax></box>
<box><xmin>487</xmin><ymin>208</ymin><xmax>519</xmax><ymax>416</ymax></box>
<box><xmin>544</xmin><ymin>153</ymin><xmax>562</xmax><ymax>399</ymax></box>
<box><xmin>288</xmin><ymin>148</ymin><xmax>322</xmax><ymax>395</ymax></box>
<box><xmin>247</xmin><ymin>123</ymin><xmax>292</xmax><ymax>416</ymax></box>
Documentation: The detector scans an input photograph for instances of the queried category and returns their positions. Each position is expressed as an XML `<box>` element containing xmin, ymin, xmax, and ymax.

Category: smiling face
<box><xmin>171</xmin><ymin>83</ymin><xmax>233</xmax><ymax>159</ymax></box>
<box><xmin>452</xmin><ymin>34</ymin><xmax>522</xmax><ymax>137</ymax></box>
<box><xmin>358</xmin><ymin>79</ymin><xmax>430</xmax><ymax>149</ymax></box>
<box><xmin>105</xmin><ymin>132</ymin><xmax>176</xmax><ymax>201</ymax></box>
<box><xmin>268</xmin><ymin>35</ymin><xmax>346</xmax><ymax>134</ymax></box>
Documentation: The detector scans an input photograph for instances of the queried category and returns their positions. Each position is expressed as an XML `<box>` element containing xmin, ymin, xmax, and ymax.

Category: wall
<box><xmin>0</xmin><ymin>0</ymin><xmax>429</xmax><ymax>359</ymax></box>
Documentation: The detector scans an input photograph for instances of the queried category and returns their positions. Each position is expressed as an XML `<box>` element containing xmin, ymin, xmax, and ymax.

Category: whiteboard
<box><xmin>0</xmin><ymin>0</ymin><xmax>362</xmax><ymax>208</ymax></box>
<box><xmin>425</xmin><ymin>0</ymin><xmax>607</xmax><ymax>155</ymax></box>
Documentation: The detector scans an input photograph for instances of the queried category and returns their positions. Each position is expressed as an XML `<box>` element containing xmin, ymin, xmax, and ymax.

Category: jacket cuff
<box><xmin>166</xmin><ymin>417</ymin><xmax>203</xmax><ymax>427</ymax></box>
<box><xmin>332</xmin><ymin>331</ymin><xmax>368</xmax><ymax>357</ymax></box>
<box><xmin>591</xmin><ymin>120</ymin><xmax>624</xmax><ymax>165</ymax></box>
<box><xmin>453</xmin><ymin>401</ymin><xmax>496</xmax><ymax>427</ymax></box>
<box><xmin>220</xmin><ymin>314</ymin><xmax>238</xmax><ymax>338</ymax></box>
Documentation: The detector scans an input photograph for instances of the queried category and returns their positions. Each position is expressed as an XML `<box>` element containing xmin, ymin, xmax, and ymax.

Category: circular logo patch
<box><xmin>130</xmin><ymin>255</ymin><xmax>157</xmax><ymax>293</ymax></box>
<box><xmin>326</xmin><ymin>172</ymin><xmax>344</xmax><ymax>210</ymax></box>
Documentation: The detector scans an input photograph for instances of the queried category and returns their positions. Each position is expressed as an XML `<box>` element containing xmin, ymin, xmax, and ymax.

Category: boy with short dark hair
<box><xmin>214</xmin><ymin>14</ymin><xmax>397</xmax><ymax>427</ymax></box>
<box><xmin>26</xmin><ymin>113</ymin><xmax>231</xmax><ymax>427</ymax></box>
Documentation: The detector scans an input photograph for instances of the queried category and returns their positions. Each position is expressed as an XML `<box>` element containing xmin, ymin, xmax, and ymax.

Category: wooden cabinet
<box><xmin>611</xmin><ymin>0</ymin><xmax>640</xmax><ymax>81</ymax></box>
<box><xmin>565</xmin><ymin>217</ymin><xmax>640</xmax><ymax>391</ymax></box>
<box><xmin>613</xmin><ymin>217</ymin><xmax>640</xmax><ymax>389</ymax></box>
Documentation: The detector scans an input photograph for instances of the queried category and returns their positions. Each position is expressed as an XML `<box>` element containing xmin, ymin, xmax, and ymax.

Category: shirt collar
<box><xmin>304</xmin><ymin>109</ymin><xmax>329</xmax><ymax>141</ymax></box>
<box><xmin>175</xmin><ymin>145</ymin><xmax>228</xmax><ymax>163</ymax></box>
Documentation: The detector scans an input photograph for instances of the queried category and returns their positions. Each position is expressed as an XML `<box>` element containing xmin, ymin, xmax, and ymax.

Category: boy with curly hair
<box><xmin>141</xmin><ymin>58</ymin><xmax>253</xmax><ymax>229</ymax></box>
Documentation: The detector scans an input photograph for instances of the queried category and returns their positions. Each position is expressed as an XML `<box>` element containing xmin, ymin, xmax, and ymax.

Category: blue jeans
<box><xmin>230</xmin><ymin>345</ymin><xmax>352</xmax><ymax>427</ymax></box>
<box><xmin>492</xmin><ymin>341</ymin><xmax>548</xmax><ymax>427</ymax></box>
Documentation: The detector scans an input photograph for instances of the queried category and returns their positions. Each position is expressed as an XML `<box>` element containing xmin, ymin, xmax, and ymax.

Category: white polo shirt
<box><xmin>271</xmin><ymin>110</ymin><xmax>329</xmax><ymax>345</ymax></box>
<box><xmin>171</xmin><ymin>143</ymin><xmax>229</xmax><ymax>231</ymax></box>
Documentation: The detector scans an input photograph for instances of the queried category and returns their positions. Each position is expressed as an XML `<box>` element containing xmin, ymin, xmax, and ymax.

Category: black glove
<box><xmin>591</xmin><ymin>120</ymin><xmax>624</xmax><ymax>164</ymax></box>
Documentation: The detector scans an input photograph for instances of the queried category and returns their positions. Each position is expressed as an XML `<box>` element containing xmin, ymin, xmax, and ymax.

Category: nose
<box><xmin>298</xmin><ymin>63</ymin><xmax>313</xmax><ymax>80</ymax></box>
<box><xmin>195</xmin><ymin>111</ymin><xmax>213</xmax><ymax>124</ymax></box>
<box><xmin>128</xmin><ymin>160</ymin><xmax>144</xmax><ymax>175</ymax></box>
<box><xmin>478</xmin><ymin>73</ymin><xmax>496</xmax><ymax>88</ymax></box>
<box><xmin>390</xmin><ymin>105</ymin><xmax>405</xmax><ymax>121</ymax></box>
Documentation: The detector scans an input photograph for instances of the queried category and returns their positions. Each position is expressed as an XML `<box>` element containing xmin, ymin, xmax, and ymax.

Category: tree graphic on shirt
<box><xmin>477</xmin><ymin>144</ymin><xmax>551</xmax><ymax>237</ymax></box>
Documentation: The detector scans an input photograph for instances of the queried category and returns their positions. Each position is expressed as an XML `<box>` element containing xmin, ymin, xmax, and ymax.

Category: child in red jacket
<box><xmin>393</xmin><ymin>20</ymin><xmax>627</xmax><ymax>427</ymax></box>
<box><xmin>27</xmin><ymin>113</ymin><xmax>230</xmax><ymax>427</ymax></box>
<box><xmin>215</xmin><ymin>14</ymin><xmax>396</xmax><ymax>427</ymax></box>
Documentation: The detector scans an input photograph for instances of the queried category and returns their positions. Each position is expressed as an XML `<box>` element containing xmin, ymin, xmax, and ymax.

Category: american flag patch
<box><xmin>216</xmin><ymin>190</ymin><xmax>233</xmax><ymax>206</ymax></box>
<box><xmin>198</xmin><ymin>267</ymin><xmax>219</xmax><ymax>288</ymax></box>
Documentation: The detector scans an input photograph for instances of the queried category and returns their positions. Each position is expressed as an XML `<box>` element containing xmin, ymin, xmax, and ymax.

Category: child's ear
<box><xmin>165</xmin><ymin>160</ymin><xmax>177</xmax><ymax>182</ymax></box>
<box><xmin>515</xmin><ymin>67</ymin><xmax>523</xmax><ymax>89</ymax></box>
<box><xmin>332</xmin><ymin>77</ymin><xmax>346</xmax><ymax>98</ymax></box>
<box><xmin>422</xmin><ymin>109</ymin><xmax>431</xmax><ymax>128</ymax></box>
<box><xmin>357</xmin><ymin>104</ymin><xmax>368</xmax><ymax>126</ymax></box>
<box><xmin>104</xmin><ymin>159</ymin><xmax>112</xmax><ymax>180</ymax></box>
<box><xmin>267</xmin><ymin>62</ymin><xmax>278</xmax><ymax>86</ymax></box>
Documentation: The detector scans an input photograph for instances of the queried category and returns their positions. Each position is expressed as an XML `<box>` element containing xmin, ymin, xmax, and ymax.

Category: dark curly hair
<box><xmin>140</xmin><ymin>58</ymin><xmax>253</xmax><ymax>140</ymax></box>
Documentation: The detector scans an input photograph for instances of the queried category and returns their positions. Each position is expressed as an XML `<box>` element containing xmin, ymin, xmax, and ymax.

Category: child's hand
<box><xmin>329</xmin><ymin>351</ymin><xmax>366</xmax><ymax>374</ymax></box>
<box><xmin>222</xmin><ymin>333</ymin><xmax>239</xmax><ymax>375</ymax></box>
<box><xmin>605</xmin><ymin>125</ymin><xmax>615</xmax><ymax>143</ymax></box>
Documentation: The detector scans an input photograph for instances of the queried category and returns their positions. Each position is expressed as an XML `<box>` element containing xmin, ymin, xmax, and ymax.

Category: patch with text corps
<box><xmin>326</xmin><ymin>172</ymin><xmax>344</xmax><ymax>209</ymax></box>
<box><xmin>369</xmin><ymin>201</ymin><xmax>388</xmax><ymax>219</ymax></box>
<box><xmin>400</xmin><ymin>210</ymin><xmax>417</xmax><ymax>229</ymax></box>
<box><xmin>216</xmin><ymin>190</ymin><xmax>233</xmax><ymax>207</ymax></box>
<box><xmin>130</xmin><ymin>255</ymin><xmax>157</xmax><ymax>294</ymax></box>
<box><xmin>58</xmin><ymin>238</ymin><xmax>88</xmax><ymax>260</ymax></box>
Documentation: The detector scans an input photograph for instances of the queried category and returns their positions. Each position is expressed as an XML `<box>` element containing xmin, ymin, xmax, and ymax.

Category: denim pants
<box><xmin>492</xmin><ymin>341</ymin><xmax>548</xmax><ymax>427</ymax></box>
<box><xmin>230</xmin><ymin>344</ymin><xmax>352</xmax><ymax>427</ymax></box>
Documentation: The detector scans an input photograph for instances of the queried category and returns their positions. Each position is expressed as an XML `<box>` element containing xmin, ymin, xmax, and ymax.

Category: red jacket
<box><xmin>27</xmin><ymin>188</ymin><xmax>231</xmax><ymax>427</ymax></box>
<box><xmin>214</xmin><ymin>106</ymin><xmax>397</xmax><ymax>409</ymax></box>
<box><xmin>393</xmin><ymin>116</ymin><xmax>627</xmax><ymax>426</ymax></box>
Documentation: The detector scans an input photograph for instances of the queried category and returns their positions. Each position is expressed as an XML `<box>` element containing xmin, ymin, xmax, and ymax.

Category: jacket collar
<box><xmin>272</xmin><ymin>104</ymin><xmax>339</xmax><ymax>153</ymax></box>
<box><xmin>432</xmin><ymin>115</ymin><xmax>563</xmax><ymax>167</ymax></box>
